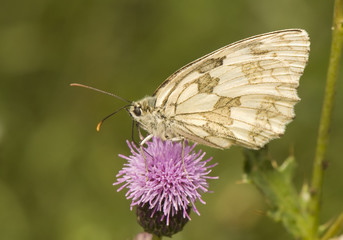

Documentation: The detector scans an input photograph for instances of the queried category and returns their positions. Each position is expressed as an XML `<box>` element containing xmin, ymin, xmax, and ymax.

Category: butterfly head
<box><xmin>129</xmin><ymin>96</ymin><xmax>157</xmax><ymax>123</ymax></box>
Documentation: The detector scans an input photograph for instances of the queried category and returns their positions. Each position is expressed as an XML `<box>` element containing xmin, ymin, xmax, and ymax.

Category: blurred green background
<box><xmin>0</xmin><ymin>0</ymin><xmax>342</xmax><ymax>239</ymax></box>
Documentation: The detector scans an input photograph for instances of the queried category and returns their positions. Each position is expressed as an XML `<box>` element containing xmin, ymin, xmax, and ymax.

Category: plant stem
<box><xmin>321</xmin><ymin>212</ymin><xmax>343</xmax><ymax>240</ymax></box>
<box><xmin>309</xmin><ymin>0</ymin><xmax>343</xmax><ymax>238</ymax></box>
<box><xmin>152</xmin><ymin>234</ymin><xmax>162</xmax><ymax>240</ymax></box>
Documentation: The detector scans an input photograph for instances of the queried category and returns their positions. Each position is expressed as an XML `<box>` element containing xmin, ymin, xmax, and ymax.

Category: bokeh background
<box><xmin>1</xmin><ymin>0</ymin><xmax>342</xmax><ymax>239</ymax></box>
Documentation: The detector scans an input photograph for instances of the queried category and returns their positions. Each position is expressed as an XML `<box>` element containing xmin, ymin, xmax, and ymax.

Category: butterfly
<box><xmin>72</xmin><ymin>29</ymin><xmax>310</xmax><ymax>150</ymax></box>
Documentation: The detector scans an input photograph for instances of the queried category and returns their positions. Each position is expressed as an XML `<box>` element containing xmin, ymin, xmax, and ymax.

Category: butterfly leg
<box><xmin>137</xmin><ymin>125</ymin><xmax>145</xmax><ymax>141</ymax></box>
<box><xmin>131</xmin><ymin>121</ymin><xmax>141</xmax><ymax>146</ymax></box>
<box><xmin>180</xmin><ymin>139</ymin><xmax>190</xmax><ymax>179</ymax></box>
<box><xmin>140</xmin><ymin>134</ymin><xmax>153</xmax><ymax>146</ymax></box>
<box><xmin>168</xmin><ymin>137</ymin><xmax>190</xmax><ymax>178</ymax></box>
<box><xmin>137</xmin><ymin>125</ymin><xmax>150</xmax><ymax>179</ymax></box>
<box><xmin>140</xmin><ymin>134</ymin><xmax>153</xmax><ymax>180</ymax></box>
<box><xmin>140</xmin><ymin>146</ymin><xmax>149</xmax><ymax>180</ymax></box>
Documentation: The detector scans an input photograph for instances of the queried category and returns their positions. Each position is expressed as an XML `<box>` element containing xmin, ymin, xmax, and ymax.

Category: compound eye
<box><xmin>133</xmin><ymin>106</ymin><xmax>141</xmax><ymax>116</ymax></box>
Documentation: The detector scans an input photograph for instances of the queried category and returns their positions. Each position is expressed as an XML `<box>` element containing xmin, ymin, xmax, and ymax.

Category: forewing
<box><xmin>154</xmin><ymin>29</ymin><xmax>310</xmax><ymax>149</ymax></box>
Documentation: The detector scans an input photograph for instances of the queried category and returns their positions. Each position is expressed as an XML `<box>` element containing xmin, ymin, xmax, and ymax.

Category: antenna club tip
<box><xmin>96</xmin><ymin>121</ymin><xmax>103</xmax><ymax>132</ymax></box>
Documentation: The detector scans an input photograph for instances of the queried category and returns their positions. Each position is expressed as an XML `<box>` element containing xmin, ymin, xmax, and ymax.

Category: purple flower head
<box><xmin>114</xmin><ymin>137</ymin><xmax>218</xmax><ymax>236</ymax></box>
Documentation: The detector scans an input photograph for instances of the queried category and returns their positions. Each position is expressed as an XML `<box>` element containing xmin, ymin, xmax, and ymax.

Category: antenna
<box><xmin>96</xmin><ymin>105</ymin><xmax>131</xmax><ymax>132</ymax></box>
<box><xmin>70</xmin><ymin>83</ymin><xmax>132</xmax><ymax>104</ymax></box>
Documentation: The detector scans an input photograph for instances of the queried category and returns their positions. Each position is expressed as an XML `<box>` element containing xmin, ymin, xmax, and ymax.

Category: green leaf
<box><xmin>243</xmin><ymin>148</ymin><xmax>311</xmax><ymax>239</ymax></box>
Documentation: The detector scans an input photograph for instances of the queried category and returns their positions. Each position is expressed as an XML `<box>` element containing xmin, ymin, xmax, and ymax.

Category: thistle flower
<box><xmin>114</xmin><ymin>137</ymin><xmax>218</xmax><ymax>237</ymax></box>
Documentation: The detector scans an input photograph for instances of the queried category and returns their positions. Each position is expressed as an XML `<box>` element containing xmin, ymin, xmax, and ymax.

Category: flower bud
<box><xmin>136</xmin><ymin>203</ymin><xmax>191</xmax><ymax>237</ymax></box>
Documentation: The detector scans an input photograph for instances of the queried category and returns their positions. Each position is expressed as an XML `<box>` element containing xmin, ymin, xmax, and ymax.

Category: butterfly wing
<box><xmin>153</xmin><ymin>29</ymin><xmax>310</xmax><ymax>149</ymax></box>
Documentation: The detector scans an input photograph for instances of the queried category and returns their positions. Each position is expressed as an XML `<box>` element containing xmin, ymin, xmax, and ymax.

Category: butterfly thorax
<box><xmin>129</xmin><ymin>96</ymin><xmax>178</xmax><ymax>140</ymax></box>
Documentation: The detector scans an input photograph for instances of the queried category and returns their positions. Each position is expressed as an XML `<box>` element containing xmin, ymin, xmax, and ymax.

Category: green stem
<box><xmin>309</xmin><ymin>0</ymin><xmax>343</xmax><ymax>239</ymax></box>
<box><xmin>321</xmin><ymin>213</ymin><xmax>343</xmax><ymax>240</ymax></box>
<box><xmin>152</xmin><ymin>234</ymin><xmax>162</xmax><ymax>240</ymax></box>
